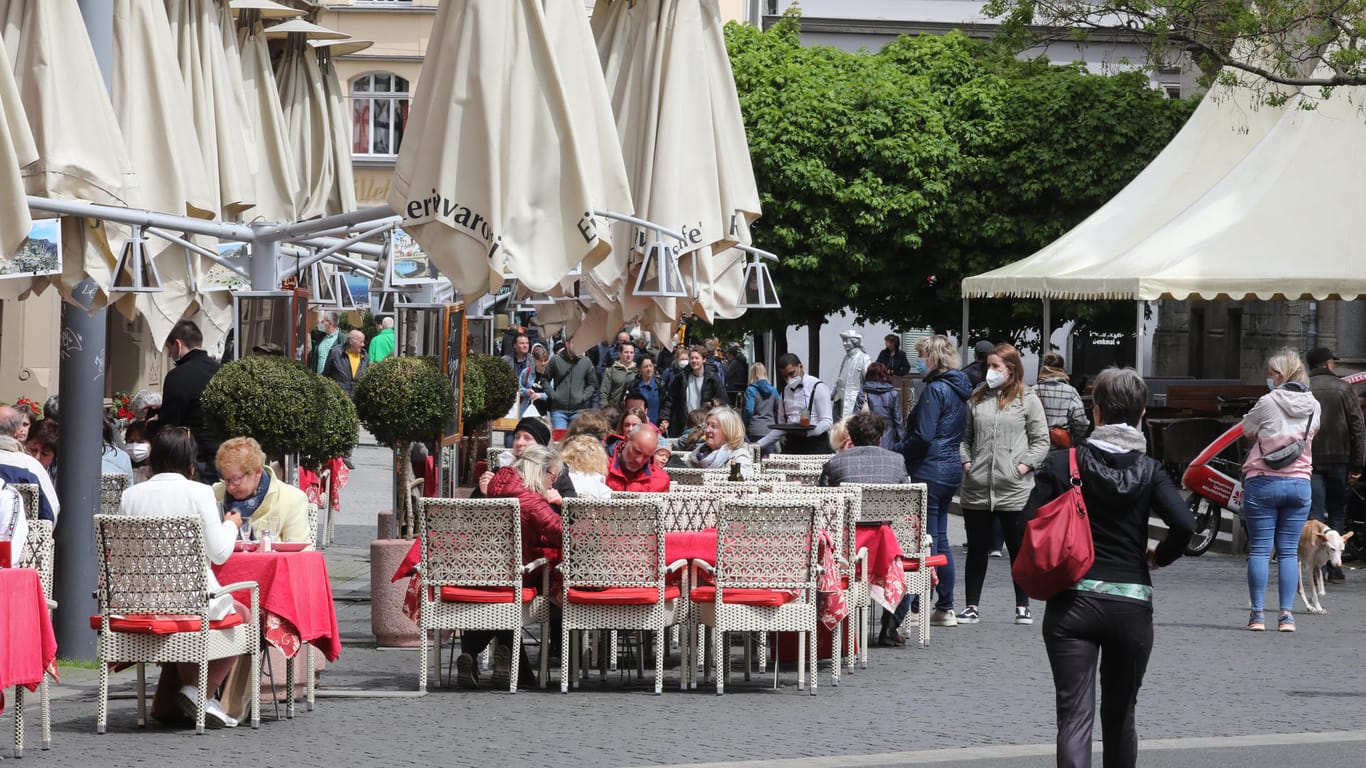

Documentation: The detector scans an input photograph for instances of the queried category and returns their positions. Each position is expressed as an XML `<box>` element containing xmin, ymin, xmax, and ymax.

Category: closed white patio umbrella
<box><xmin>588</xmin><ymin>0</ymin><xmax>762</xmax><ymax>328</ymax></box>
<box><xmin>0</xmin><ymin>0</ymin><xmax>137</xmax><ymax>309</ymax></box>
<box><xmin>273</xmin><ymin>18</ymin><xmax>341</xmax><ymax>220</ymax></box>
<box><xmin>388</xmin><ymin>0</ymin><xmax>633</xmax><ymax>298</ymax></box>
<box><xmin>0</xmin><ymin>31</ymin><xmax>35</xmax><ymax>298</ymax></box>
<box><xmin>314</xmin><ymin>40</ymin><xmax>358</xmax><ymax>216</ymax></box>
<box><xmin>237</xmin><ymin>9</ymin><xmax>301</xmax><ymax>222</ymax></box>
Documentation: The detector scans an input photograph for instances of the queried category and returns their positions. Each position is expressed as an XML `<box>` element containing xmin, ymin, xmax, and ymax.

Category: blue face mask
<box><xmin>913</xmin><ymin>358</ymin><xmax>928</xmax><ymax>375</ymax></box>
<box><xmin>1266</xmin><ymin>377</ymin><xmax>1277</xmax><ymax>391</ymax></box>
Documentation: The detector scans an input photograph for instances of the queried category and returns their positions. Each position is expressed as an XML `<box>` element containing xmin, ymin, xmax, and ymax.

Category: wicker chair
<box><xmin>847</xmin><ymin>483</ymin><xmax>939</xmax><ymax>647</ymax></box>
<box><xmin>558</xmin><ymin>498</ymin><xmax>686</xmax><ymax>694</ymax></box>
<box><xmin>665</xmin><ymin>467</ymin><xmax>728</xmax><ymax>486</ymax></box>
<box><xmin>691</xmin><ymin>496</ymin><xmax>823</xmax><ymax>695</ymax></box>
<box><xmin>99</xmin><ymin>473</ymin><xmax>129</xmax><ymax>516</ymax></box>
<box><xmin>10</xmin><ymin>484</ymin><xmax>53</xmax><ymax>756</ymax></box>
<box><xmin>777</xmin><ymin>467</ymin><xmax>824</xmax><ymax>486</ymax></box>
<box><xmin>761</xmin><ymin>485</ymin><xmax>866</xmax><ymax>674</ymax></box>
<box><xmin>761</xmin><ymin>454</ymin><xmax>831</xmax><ymax>473</ymax></box>
<box><xmin>415</xmin><ymin>497</ymin><xmax>551</xmax><ymax>693</ymax></box>
<box><xmin>92</xmin><ymin>514</ymin><xmax>261</xmax><ymax>734</ymax></box>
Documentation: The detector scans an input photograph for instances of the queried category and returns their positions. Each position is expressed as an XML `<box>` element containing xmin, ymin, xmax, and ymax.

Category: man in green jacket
<box><xmin>369</xmin><ymin>316</ymin><xmax>396</xmax><ymax>363</ymax></box>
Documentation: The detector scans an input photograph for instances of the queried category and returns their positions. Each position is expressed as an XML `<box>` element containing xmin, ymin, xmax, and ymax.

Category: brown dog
<box><xmin>1297</xmin><ymin>519</ymin><xmax>1354</xmax><ymax>614</ymax></box>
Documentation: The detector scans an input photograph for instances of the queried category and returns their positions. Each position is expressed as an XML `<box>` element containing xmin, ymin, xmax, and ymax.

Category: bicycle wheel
<box><xmin>1184</xmin><ymin>493</ymin><xmax>1222</xmax><ymax>556</ymax></box>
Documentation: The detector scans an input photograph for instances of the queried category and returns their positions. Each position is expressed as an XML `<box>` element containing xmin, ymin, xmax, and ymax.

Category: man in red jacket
<box><xmin>606</xmin><ymin>424</ymin><xmax>671</xmax><ymax>492</ymax></box>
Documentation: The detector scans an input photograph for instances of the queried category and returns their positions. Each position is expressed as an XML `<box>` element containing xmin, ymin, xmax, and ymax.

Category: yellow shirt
<box><xmin>348</xmin><ymin>350</ymin><xmax>361</xmax><ymax>377</ymax></box>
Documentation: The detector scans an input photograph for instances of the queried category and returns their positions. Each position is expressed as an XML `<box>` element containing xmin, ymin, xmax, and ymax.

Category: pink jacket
<box><xmin>1241</xmin><ymin>385</ymin><xmax>1321</xmax><ymax>480</ymax></box>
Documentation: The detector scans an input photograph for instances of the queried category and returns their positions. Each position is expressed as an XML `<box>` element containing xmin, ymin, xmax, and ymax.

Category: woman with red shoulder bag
<box><xmin>1024</xmin><ymin>367</ymin><xmax>1194</xmax><ymax>768</ymax></box>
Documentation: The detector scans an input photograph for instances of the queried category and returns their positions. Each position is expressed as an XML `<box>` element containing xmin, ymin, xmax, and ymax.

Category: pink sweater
<box><xmin>1241</xmin><ymin>386</ymin><xmax>1320</xmax><ymax>480</ymax></box>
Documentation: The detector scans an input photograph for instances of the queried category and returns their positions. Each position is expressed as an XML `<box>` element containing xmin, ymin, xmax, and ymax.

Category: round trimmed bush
<box><xmin>303</xmin><ymin>378</ymin><xmax>360</xmax><ymax>469</ymax></box>
<box><xmin>353</xmin><ymin>356</ymin><xmax>456</xmax><ymax>448</ymax></box>
<box><xmin>203</xmin><ymin>356</ymin><xmax>324</xmax><ymax>461</ymax></box>
<box><xmin>466</xmin><ymin>353</ymin><xmax>517</xmax><ymax>426</ymax></box>
<box><xmin>460</xmin><ymin>357</ymin><xmax>486</xmax><ymax>430</ymax></box>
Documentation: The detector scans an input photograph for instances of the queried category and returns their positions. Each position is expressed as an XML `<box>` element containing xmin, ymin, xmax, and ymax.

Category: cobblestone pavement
<box><xmin>15</xmin><ymin>442</ymin><xmax>1366</xmax><ymax>767</ymax></box>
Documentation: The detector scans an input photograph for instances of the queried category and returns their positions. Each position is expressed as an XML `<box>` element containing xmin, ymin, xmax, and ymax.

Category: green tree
<box><xmin>719</xmin><ymin>16</ymin><xmax>1194</xmax><ymax>344</ymax></box>
<box><xmin>983</xmin><ymin>0</ymin><xmax>1366</xmax><ymax>90</ymax></box>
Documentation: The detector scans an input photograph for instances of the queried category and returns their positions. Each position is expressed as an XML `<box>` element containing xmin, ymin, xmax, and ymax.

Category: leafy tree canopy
<box><xmin>983</xmin><ymin>0</ymin><xmax>1366</xmax><ymax>90</ymax></box>
<box><xmin>718</xmin><ymin>14</ymin><xmax>1194</xmax><ymax>343</ymax></box>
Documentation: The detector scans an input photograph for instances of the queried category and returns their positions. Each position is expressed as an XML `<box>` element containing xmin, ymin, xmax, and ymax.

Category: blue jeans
<box><xmin>896</xmin><ymin>479</ymin><xmax>958</xmax><ymax>621</ymax></box>
<box><xmin>550</xmin><ymin>410</ymin><xmax>578</xmax><ymax>430</ymax></box>
<box><xmin>1242</xmin><ymin>475</ymin><xmax>1311</xmax><ymax>613</ymax></box>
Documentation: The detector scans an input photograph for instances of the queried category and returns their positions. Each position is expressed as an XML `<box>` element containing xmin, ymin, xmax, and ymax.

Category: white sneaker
<box><xmin>989</xmin><ymin>549</ymin><xmax>1005</xmax><ymax>558</ymax></box>
<box><xmin>203</xmin><ymin>698</ymin><xmax>238</xmax><ymax>728</ymax></box>
<box><xmin>929</xmin><ymin>608</ymin><xmax>958</xmax><ymax>627</ymax></box>
<box><xmin>1014</xmin><ymin>606</ymin><xmax>1033</xmax><ymax>625</ymax></box>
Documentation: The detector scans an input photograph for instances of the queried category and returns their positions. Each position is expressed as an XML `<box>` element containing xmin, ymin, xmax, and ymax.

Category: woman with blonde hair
<box><xmin>560</xmin><ymin>434</ymin><xmax>612</xmax><ymax>499</ymax></box>
<box><xmin>742</xmin><ymin>363</ymin><xmax>779</xmax><ymax>445</ymax></box>
<box><xmin>685</xmin><ymin>406</ymin><xmax>751</xmax><ymax>469</ymax></box>
<box><xmin>958</xmin><ymin>342</ymin><xmax>1049</xmax><ymax>625</ymax></box>
<box><xmin>893</xmin><ymin>334</ymin><xmax>974</xmax><ymax>629</ymax></box>
<box><xmin>1240</xmin><ymin>348</ymin><xmax>1320</xmax><ymax>632</ymax></box>
<box><xmin>212</xmin><ymin>436</ymin><xmax>310</xmax><ymax>543</ymax></box>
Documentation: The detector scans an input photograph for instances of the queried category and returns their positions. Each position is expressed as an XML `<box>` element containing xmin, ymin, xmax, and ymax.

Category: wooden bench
<box><xmin>1163</xmin><ymin>384</ymin><xmax>1267</xmax><ymax>414</ymax></box>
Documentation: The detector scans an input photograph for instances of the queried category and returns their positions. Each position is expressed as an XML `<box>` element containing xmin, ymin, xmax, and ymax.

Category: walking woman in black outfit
<box><xmin>1024</xmin><ymin>367</ymin><xmax>1194</xmax><ymax>768</ymax></box>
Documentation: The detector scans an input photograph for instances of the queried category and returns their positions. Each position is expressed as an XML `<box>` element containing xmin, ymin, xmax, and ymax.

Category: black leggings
<box><xmin>962</xmin><ymin>507</ymin><xmax>1027</xmax><ymax>608</ymax></box>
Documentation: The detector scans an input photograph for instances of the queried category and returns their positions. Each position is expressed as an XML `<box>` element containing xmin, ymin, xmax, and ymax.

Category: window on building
<box><xmin>352</xmin><ymin>72</ymin><xmax>410</xmax><ymax>157</ymax></box>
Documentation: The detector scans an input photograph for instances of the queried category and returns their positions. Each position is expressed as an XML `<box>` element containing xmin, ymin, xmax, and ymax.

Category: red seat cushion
<box><xmin>567</xmin><ymin>585</ymin><xmax>681</xmax><ymax>605</ymax></box>
<box><xmin>439</xmin><ymin>586</ymin><xmax>538</xmax><ymax>604</ymax></box>
<box><xmin>89</xmin><ymin>611</ymin><xmax>245</xmax><ymax>635</ymax></box>
<box><xmin>689</xmin><ymin>586</ymin><xmax>798</xmax><ymax>607</ymax></box>
<box><xmin>902</xmin><ymin>554</ymin><xmax>949</xmax><ymax>572</ymax></box>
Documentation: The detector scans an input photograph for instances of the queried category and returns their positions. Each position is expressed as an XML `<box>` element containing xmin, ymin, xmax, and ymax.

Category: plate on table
<box><xmin>271</xmin><ymin>542</ymin><xmax>310</xmax><ymax>552</ymax></box>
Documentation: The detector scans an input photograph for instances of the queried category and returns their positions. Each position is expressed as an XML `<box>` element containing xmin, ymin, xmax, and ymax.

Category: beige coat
<box><xmin>959</xmin><ymin>386</ymin><xmax>1050</xmax><ymax>511</ymax></box>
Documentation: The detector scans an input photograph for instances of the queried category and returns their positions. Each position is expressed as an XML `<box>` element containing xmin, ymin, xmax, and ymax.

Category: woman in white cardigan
<box><xmin>119</xmin><ymin>427</ymin><xmax>245</xmax><ymax>729</ymax></box>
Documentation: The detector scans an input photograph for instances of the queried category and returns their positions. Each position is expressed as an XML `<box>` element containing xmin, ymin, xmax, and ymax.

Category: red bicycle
<box><xmin>1179</xmin><ymin>371</ymin><xmax>1366</xmax><ymax>556</ymax></box>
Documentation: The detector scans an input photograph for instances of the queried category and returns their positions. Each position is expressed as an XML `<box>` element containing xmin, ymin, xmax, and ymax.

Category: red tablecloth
<box><xmin>0</xmin><ymin>568</ymin><xmax>57</xmax><ymax>714</ymax></box>
<box><xmin>663</xmin><ymin>529</ymin><xmax>848</xmax><ymax>631</ymax></box>
<box><xmin>855</xmin><ymin>522</ymin><xmax>908</xmax><ymax>612</ymax></box>
<box><xmin>213</xmin><ymin>551</ymin><xmax>341</xmax><ymax>662</ymax></box>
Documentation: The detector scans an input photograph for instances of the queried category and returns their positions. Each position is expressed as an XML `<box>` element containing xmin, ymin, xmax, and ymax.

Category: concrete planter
<box><xmin>371</xmin><ymin>536</ymin><xmax>420</xmax><ymax>647</ymax></box>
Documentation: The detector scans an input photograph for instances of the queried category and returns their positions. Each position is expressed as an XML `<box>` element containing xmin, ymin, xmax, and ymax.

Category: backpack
<box><xmin>745</xmin><ymin>385</ymin><xmax>778</xmax><ymax>441</ymax></box>
<box><xmin>1012</xmin><ymin>448</ymin><xmax>1094</xmax><ymax>600</ymax></box>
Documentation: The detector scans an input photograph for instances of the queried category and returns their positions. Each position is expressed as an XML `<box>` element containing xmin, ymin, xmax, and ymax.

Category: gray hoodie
<box><xmin>959</xmin><ymin>385</ymin><xmax>1050</xmax><ymax>510</ymax></box>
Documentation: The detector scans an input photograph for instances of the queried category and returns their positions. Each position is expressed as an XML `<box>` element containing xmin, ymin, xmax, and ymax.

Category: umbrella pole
<box><xmin>960</xmin><ymin>298</ymin><xmax>970</xmax><ymax>361</ymax></box>
<box><xmin>1042</xmin><ymin>298</ymin><xmax>1051</xmax><ymax>355</ymax></box>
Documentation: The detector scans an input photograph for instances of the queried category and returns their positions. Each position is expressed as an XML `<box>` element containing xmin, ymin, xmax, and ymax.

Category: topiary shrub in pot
<box><xmin>353</xmin><ymin>356</ymin><xmax>455</xmax><ymax>537</ymax></box>
<box><xmin>464</xmin><ymin>352</ymin><xmax>517</xmax><ymax>432</ymax></box>
<box><xmin>203</xmin><ymin>356</ymin><xmax>360</xmax><ymax>468</ymax></box>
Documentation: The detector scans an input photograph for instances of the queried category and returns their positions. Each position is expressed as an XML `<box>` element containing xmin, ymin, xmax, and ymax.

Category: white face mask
<box><xmin>985</xmin><ymin>369</ymin><xmax>1007</xmax><ymax>389</ymax></box>
<box><xmin>127</xmin><ymin>442</ymin><xmax>150</xmax><ymax>463</ymax></box>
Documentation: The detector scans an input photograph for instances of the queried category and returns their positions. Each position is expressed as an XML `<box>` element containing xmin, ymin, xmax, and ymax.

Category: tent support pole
<box><xmin>961</xmin><ymin>298</ymin><xmax>970</xmax><ymax>360</ymax></box>
<box><xmin>1136</xmin><ymin>301</ymin><xmax>1145</xmax><ymax>375</ymax></box>
<box><xmin>1042</xmin><ymin>298</ymin><xmax>1051</xmax><ymax>355</ymax></box>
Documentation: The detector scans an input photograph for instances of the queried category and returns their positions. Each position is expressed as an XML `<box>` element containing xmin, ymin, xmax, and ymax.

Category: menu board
<box><xmin>440</xmin><ymin>303</ymin><xmax>466</xmax><ymax>447</ymax></box>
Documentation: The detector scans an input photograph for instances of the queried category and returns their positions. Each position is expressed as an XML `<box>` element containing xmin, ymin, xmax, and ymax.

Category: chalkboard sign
<box><xmin>440</xmin><ymin>303</ymin><xmax>466</xmax><ymax>447</ymax></box>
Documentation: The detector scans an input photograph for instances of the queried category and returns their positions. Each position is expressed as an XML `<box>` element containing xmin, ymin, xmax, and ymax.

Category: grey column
<box><xmin>51</xmin><ymin>0</ymin><xmax>116</xmax><ymax>661</ymax></box>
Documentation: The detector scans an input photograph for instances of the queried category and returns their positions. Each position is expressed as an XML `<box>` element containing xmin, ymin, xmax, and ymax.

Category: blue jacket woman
<box><xmin>889</xmin><ymin>336</ymin><xmax>973</xmax><ymax>632</ymax></box>
<box><xmin>854</xmin><ymin>363</ymin><xmax>904</xmax><ymax>450</ymax></box>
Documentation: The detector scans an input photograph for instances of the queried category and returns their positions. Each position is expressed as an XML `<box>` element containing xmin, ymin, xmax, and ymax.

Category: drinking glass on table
<box><xmin>239</xmin><ymin>516</ymin><xmax>253</xmax><ymax>544</ymax></box>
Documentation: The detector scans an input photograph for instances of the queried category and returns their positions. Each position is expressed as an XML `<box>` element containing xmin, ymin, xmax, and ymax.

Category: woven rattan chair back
<box><xmin>667</xmin><ymin>467</ymin><xmax>729</xmax><ymax>486</ymax></box>
<box><xmin>307</xmin><ymin>504</ymin><xmax>320</xmax><ymax>547</ymax></box>
<box><xmin>417</xmin><ymin>497</ymin><xmax>523</xmax><ymax>589</ymax></box>
<box><xmin>763</xmin><ymin>485</ymin><xmax>860</xmax><ymax>566</ymax></box>
<box><xmin>100</xmin><ymin>473</ymin><xmax>130</xmax><ymax>516</ymax></box>
<box><xmin>93</xmin><ymin>514</ymin><xmax>210</xmax><ymax>617</ymax></box>
<box><xmin>11</xmin><ymin>482</ymin><xmax>39</xmax><ymax>521</ymax></box>
<box><xmin>714</xmin><ymin>497</ymin><xmax>821</xmax><ymax>590</ymax></box>
<box><xmin>632</xmin><ymin>485</ymin><xmax>756</xmax><ymax>530</ymax></box>
<box><xmin>847</xmin><ymin>483</ymin><xmax>928</xmax><ymax>554</ymax></box>
<box><xmin>17</xmin><ymin>519</ymin><xmax>55</xmax><ymax>599</ymax></box>
<box><xmin>777</xmin><ymin>467</ymin><xmax>824</xmax><ymax>486</ymax></box>
<box><xmin>762</xmin><ymin>455</ymin><xmax>830</xmax><ymax>473</ymax></box>
<box><xmin>699</xmin><ymin>474</ymin><xmax>787</xmax><ymax>493</ymax></box>
<box><xmin>560</xmin><ymin>498</ymin><xmax>666</xmax><ymax>589</ymax></box>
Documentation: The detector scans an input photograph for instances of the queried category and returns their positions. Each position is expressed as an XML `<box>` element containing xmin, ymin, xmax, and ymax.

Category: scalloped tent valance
<box><xmin>962</xmin><ymin>59</ymin><xmax>1366</xmax><ymax>303</ymax></box>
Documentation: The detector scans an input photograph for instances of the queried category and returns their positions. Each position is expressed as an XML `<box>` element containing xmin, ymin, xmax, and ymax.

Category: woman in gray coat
<box><xmin>957</xmin><ymin>343</ymin><xmax>1049</xmax><ymax>626</ymax></box>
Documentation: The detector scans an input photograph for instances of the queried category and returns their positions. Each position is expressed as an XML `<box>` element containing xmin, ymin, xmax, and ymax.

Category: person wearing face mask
<box><xmin>309</xmin><ymin>310</ymin><xmax>343</xmax><ymax>375</ymax></box>
<box><xmin>659</xmin><ymin>346</ymin><xmax>727</xmax><ymax>437</ymax></box>
<box><xmin>159</xmin><ymin>320</ymin><xmax>222</xmax><ymax>483</ymax></box>
<box><xmin>958</xmin><ymin>342</ymin><xmax>1049</xmax><ymax>626</ymax></box>
<box><xmin>756</xmin><ymin>353</ymin><xmax>835</xmax><ymax>455</ymax></box>
<box><xmin>1239</xmin><ymin>348</ymin><xmax>1320</xmax><ymax>632</ymax></box>
<box><xmin>877</xmin><ymin>333</ymin><xmax>912</xmax><ymax>377</ymax></box>
<box><xmin>895</xmin><ymin>334</ymin><xmax>974</xmax><ymax>630</ymax></box>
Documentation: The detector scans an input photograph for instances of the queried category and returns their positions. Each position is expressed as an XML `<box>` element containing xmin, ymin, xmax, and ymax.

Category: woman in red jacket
<box><xmin>455</xmin><ymin>444</ymin><xmax>563</xmax><ymax>690</ymax></box>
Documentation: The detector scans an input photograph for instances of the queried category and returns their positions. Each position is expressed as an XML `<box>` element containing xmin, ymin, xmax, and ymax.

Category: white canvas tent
<box><xmin>961</xmin><ymin>65</ymin><xmax>1366</xmax><ymax>369</ymax></box>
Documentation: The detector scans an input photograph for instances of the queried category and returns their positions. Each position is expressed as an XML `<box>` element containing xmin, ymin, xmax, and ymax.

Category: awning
<box><xmin>0</xmin><ymin>30</ymin><xmax>35</xmax><ymax>279</ymax></box>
